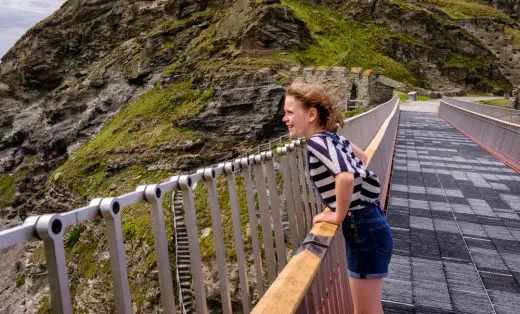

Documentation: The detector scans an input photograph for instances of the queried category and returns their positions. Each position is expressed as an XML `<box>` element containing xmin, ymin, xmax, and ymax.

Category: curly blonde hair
<box><xmin>286</xmin><ymin>81</ymin><xmax>344</xmax><ymax>132</ymax></box>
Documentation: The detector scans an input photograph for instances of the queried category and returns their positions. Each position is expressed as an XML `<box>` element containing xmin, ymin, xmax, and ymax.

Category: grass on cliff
<box><xmin>505</xmin><ymin>27</ymin><xmax>520</xmax><ymax>47</ymax></box>
<box><xmin>52</xmin><ymin>79</ymin><xmax>213</xmax><ymax>197</ymax></box>
<box><xmin>0</xmin><ymin>175</ymin><xmax>17</xmax><ymax>208</ymax></box>
<box><xmin>0</xmin><ymin>171</ymin><xmax>27</xmax><ymax>208</ymax></box>
<box><xmin>478</xmin><ymin>99</ymin><xmax>512</xmax><ymax>107</ymax></box>
<box><xmin>423</xmin><ymin>0</ymin><xmax>513</xmax><ymax>21</ymax></box>
<box><xmin>279</xmin><ymin>0</ymin><xmax>418</xmax><ymax>86</ymax></box>
<box><xmin>46</xmin><ymin>80</ymin><xmax>216</xmax><ymax>311</ymax></box>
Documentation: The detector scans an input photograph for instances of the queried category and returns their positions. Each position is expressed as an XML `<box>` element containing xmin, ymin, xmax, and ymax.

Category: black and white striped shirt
<box><xmin>307</xmin><ymin>132</ymin><xmax>380</xmax><ymax>210</ymax></box>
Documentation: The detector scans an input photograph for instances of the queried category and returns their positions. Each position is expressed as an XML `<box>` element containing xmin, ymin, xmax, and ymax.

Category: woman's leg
<box><xmin>349</xmin><ymin>277</ymin><xmax>384</xmax><ymax>314</ymax></box>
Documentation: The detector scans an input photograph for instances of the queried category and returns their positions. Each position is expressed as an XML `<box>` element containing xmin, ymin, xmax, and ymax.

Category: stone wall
<box><xmin>288</xmin><ymin>65</ymin><xmax>397</xmax><ymax>109</ymax></box>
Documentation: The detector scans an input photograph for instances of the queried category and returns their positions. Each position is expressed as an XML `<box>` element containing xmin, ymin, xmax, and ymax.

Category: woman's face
<box><xmin>283</xmin><ymin>95</ymin><xmax>315</xmax><ymax>137</ymax></box>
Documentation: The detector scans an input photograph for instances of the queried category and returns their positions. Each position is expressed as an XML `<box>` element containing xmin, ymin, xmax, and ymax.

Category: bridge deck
<box><xmin>383</xmin><ymin>109</ymin><xmax>520</xmax><ymax>314</ymax></box>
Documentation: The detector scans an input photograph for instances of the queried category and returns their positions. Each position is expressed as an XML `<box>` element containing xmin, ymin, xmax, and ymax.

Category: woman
<box><xmin>282</xmin><ymin>82</ymin><xmax>393</xmax><ymax>314</ymax></box>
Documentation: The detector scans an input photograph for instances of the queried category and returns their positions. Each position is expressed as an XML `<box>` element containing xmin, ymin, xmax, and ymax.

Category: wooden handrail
<box><xmin>251</xmin><ymin>210</ymin><xmax>339</xmax><ymax>314</ymax></box>
<box><xmin>365</xmin><ymin>99</ymin><xmax>400</xmax><ymax>164</ymax></box>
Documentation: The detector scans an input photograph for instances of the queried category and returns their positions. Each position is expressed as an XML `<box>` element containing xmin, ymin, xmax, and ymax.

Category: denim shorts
<box><xmin>341</xmin><ymin>201</ymin><xmax>393</xmax><ymax>279</ymax></box>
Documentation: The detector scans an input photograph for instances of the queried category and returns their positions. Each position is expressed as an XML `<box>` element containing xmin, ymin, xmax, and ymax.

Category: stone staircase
<box><xmin>172</xmin><ymin>190</ymin><xmax>194</xmax><ymax>314</ymax></box>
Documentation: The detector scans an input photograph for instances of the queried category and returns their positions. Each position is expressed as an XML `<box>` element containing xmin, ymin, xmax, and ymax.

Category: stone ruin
<box><xmin>287</xmin><ymin>66</ymin><xmax>402</xmax><ymax>110</ymax></box>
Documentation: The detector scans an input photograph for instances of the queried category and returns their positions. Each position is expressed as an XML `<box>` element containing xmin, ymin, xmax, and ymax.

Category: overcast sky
<box><xmin>0</xmin><ymin>0</ymin><xmax>65</xmax><ymax>58</ymax></box>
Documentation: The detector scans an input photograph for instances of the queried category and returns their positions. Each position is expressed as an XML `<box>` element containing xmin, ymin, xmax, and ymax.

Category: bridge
<box><xmin>0</xmin><ymin>96</ymin><xmax>519</xmax><ymax>313</ymax></box>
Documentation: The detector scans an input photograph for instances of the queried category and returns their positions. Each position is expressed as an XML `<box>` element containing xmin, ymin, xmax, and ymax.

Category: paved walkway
<box><xmin>382</xmin><ymin>109</ymin><xmax>520</xmax><ymax>313</ymax></box>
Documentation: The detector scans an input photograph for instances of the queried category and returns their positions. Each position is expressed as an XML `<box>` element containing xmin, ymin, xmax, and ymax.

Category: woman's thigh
<box><xmin>349</xmin><ymin>277</ymin><xmax>383</xmax><ymax>314</ymax></box>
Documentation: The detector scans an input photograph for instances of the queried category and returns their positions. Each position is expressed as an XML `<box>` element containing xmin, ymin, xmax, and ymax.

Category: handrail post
<box><xmin>36</xmin><ymin>214</ymin><xmax>72</xmax><ymax>314</ymax></box>
<box><xmin>96</xmin><ymin>197</ymin><xmax>132</xmax><ymax>314</ymax></box>
<box><xmin>177</xmin><ymin>175</ymin><xmax>209</xmax><ymax>314</ymax></box>
<box><xmin>139</xmin><ymin>184</ymin><xmax>177</xmax><ymax>313</ymax></box>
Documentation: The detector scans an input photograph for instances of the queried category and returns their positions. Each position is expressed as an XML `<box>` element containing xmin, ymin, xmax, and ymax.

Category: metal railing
<box><xmin>440</xmin><ymin>97</ymin><xmax>520</xmax><ymax>171</ymax></box>
<box><xmin>252</xmin><ymin>96</ymin><xmax>400</xmax><ymax>314</ymax></box>
<box><xmin>0</xmin><ymin>96</ymin><xmax>400</xmax><ymax>313</ymax></box>
<box><xmin>441</xmin><ymin>96</ymin><xmax>520</xmax><ymax>125</ymax></box>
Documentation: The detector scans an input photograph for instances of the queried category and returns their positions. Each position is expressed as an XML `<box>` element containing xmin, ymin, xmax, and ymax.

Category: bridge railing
<box><xmin>440</xmin><ymin>97</ymin><xmax>520</xmax><ymax>171</ymax></box>
<box><xmin>252</xmin><ymin>96</ymin><xmax>400</xmax><ymax>314</ymax></box>
<box><xmin>441</xmin><ymin>96</ymin><xmax>520</xmax><ymax>124</ymax></box>
<box><xmin>0</xmin><ymin>96</ymin><xmax>400</xmax><ymax>314</ymax></box>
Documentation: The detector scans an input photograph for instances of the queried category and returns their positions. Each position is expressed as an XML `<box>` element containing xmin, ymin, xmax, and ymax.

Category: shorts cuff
<box><xmin>348</xmin><ymin>269</ymin><xmax>388</xmax><ymax>279</ymax></box>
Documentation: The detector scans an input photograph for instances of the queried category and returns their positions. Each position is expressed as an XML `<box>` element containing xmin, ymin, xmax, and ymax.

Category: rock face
<box><xmin>486</xmin><ymin>0</ymin><xmax>520</xmax><ymax>18</ymax></box>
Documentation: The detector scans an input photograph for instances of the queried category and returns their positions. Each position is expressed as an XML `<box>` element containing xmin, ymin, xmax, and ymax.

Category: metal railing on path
<box><xmin>441</xmin><ymin>97</ymin><xmax>520</xmax><ymax>124</ymax></box>
<box><xmin>440</xmin><ymin>97</ymin><xmax>520</xmax><ymax>172</ymax></box>
<box><xmin>0</xmin><ymin>96</ymin><xmax>400</xmax><ymax>314</ymax></box>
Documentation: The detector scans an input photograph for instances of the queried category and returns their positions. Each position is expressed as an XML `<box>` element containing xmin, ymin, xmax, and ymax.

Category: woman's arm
<box><xmin>312</xmin><ymin>172</ymin><xmax>354</xmax><ymax>225</ymax></box>
<box><xmin>351</xmin><ymin>142</ymin><xmax>368</xmax><ymax>165</ymax></box>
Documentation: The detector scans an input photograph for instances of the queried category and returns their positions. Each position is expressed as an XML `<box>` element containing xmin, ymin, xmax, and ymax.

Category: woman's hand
<box><xmin>312</xmin><ymin>211</ymin><xmax>340</xmax><ymax>225</ymax></box>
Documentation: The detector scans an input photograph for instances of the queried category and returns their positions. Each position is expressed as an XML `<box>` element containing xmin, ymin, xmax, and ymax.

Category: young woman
<box><xmin>282</xmin><ymin>82</ymin><xmax>393</xmax><ymax>314</ymax></box>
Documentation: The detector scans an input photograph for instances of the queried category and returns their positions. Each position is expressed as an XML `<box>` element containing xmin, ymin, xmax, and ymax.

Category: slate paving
<box><xmin>382</xmin><ymin>111</ymin><xmax>520</xmax><ymax>314</ymax></box>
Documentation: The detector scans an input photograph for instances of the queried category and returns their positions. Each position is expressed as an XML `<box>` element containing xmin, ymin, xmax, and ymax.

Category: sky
<box><xmin>0</xmin><ymin>0</ymin><xmax>65</xmax><ymax>59</ymax></box>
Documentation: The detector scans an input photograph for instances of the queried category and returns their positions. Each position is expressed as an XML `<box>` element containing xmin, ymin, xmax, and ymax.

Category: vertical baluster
<box><xmin>253</xmin><ymin>153</ymin><xmax>277</xmax><ymax>284</ymax></box>
<box><xmin>36</xmin><ymin>214</ymin><xmax>72</xmax><ymax>314</ymax></box>
<box><xmin>202</xmin><ymin>167</ymin><xmax>233</xmax><ymax>314</ymax></box>
<box><xmin>302</xmin><ymin>142</ymin><xmax>318</xmax><ymax>218</ymax></box>
<box><xmin>332</xmin><ymin>239</ymin><xmax>341</xmax><ymax>314</ymax></box>
<box><xmin>338</xmin><ymin>232</ymin><xmax>352</xmax><ymax>312</ymax></box>
<box><xmin>139</xmin><ymin>185</ymin><xmax>176</xmax><ymax>313</ymax></box>
<box><xmin>311</xmin><ymin>273</ymin><xmax>321</xmax><ymax>314</ymax></box>
<box><xmin>264</xmin><ymin>152</ymin><xmax>288</xmax><ymax>270</ymax></box>
<box><xmin>287</xmin><ymin>144</ymin><xmax>306</xmax><ymax>243</ymax></box>
<box><xmin>176</xmin><ymin>175</ymin><xmax>209</xmax><ymax>314</ymax></box>
<box><xmin>240</xmin><ymin>157</ymin><xmax>265</xmax><ymax>296</ymax></box>
<box><xmin>96</xmin><ymin>197</ymin><xmax>132</xmax><ymax>314</ymax></box>
<box><xmin>224</xmin><ymin>162</ymin><xmax>251</xmax><ymax>313</ymax></box>
<box><xmin>295</xmin><ymin>141</ymin><xmax>312</xmax><ymax>233</ymax></box>
<box><xmin>329</xmin><ymin>246</ymin><xmax>339</xmax><ymax>314</ymax></box>
<box><xmin>277</xmin><ymin>147</ymin><xmax>300</xmax><ymax>252</ymax></box>
<box><xmin>324</xmin><ymin>251</ymin><xmax>332</xmax><ymax>314</ymax></box>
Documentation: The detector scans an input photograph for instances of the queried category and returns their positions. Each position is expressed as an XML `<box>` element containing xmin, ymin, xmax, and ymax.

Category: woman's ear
<box><xmin>308</xmin><ymin>107</ymin><xmax>319</xmax><ymax>123</ymax></box>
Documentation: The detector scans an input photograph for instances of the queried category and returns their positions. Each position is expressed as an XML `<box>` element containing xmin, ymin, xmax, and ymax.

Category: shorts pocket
<box><xmin>369</xmin><ymin>223</ymin><xmax>393</xmax><ymax>256</ymax></box>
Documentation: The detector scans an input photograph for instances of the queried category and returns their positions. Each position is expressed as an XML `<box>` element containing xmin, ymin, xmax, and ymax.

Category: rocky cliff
<box><xmin>1</xmin><ymin>0</ymin><xmax>519</xmax><ymax>312</ymax></box>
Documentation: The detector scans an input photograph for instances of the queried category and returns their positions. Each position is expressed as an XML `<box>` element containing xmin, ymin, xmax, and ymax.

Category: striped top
<box><xmin>307</xmin><ymin>132</ymin><xmax>380</xmax><ymax>210</ymax></box>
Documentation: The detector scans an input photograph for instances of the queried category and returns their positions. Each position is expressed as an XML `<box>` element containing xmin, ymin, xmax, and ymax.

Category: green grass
<box><xmin>344</xmin><ymin>107</ymin><xmax>367</xmax><ymax>119</ymax></box>
<box><xmin>38</xmin><ymin>297</ymin><xmax>51</xmax><ymax>314</ymax></box>
<box><xmin>51</xmin><ymin>80</ymin><xmax>214</xmax><ymax>198</ymax></box>
<box><xmin>15</xmin><ymin>273</ymin><xmax>25</xmax><ymax>287</ymax></box>
<box><xmin>193</xmin><ymin>175</ymin><xmax>257</xmax><ymax>261</ymax></box>
<box><xmin>0</xmin><ymin>174</ymin><xmax>17</xmax><ymax>207</ymax></box>
<box><xmin>279</xmin><ymin>0</ymin><xmax>418</xmax><ymax>85</ymax></box>
<box><xmin>424</xmin><ymin>0</ymin><xmax>512</xmax><ymax>21</ymax></box>
<box><xmin>505</xmin><ymin>27</ymin><xmax>520</xmax><ymax>47</ymax></box>
<box><xmin>478</xmin><ymin>99</ymin><xmax>511</xmax><ymax>108</ymax></box>
<box><xmin>0</xmin><ymin>171</ymin><xmax>27</xmax><ymax>208</ymax></box>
